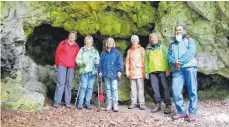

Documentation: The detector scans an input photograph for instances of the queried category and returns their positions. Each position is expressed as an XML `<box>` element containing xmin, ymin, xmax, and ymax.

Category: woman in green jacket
<box><xmin>75</xmin><ymin>36</ymin><xmax>100</xmax><ymax>110</ymax></box>
<box><xmin>144</xmin><ymin>32</ymin><xmax>171</xmax><ymax>114</ymax></box>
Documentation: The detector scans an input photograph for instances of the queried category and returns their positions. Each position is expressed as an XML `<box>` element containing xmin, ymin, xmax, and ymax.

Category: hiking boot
<box><xmin>164</xmin><ymin>105</ymin><xmax>171</xmax><ymax>114</ymax></box>
<box><xmin>113</xmin><ymin>104</ymin><xmax>119</xmax><ymax>112</ymax></box>
<box><xmin>65</xmin><ymin>104</ymin><xmax>72</xmax><ymax>108</ymax></box>
<box><xmin>85</xmin><ymin>103</ymin><xmax>92</xmax><ymax>110</ymax></box>
<box><xmin>128</xmin><ymin>103</ymin><xmax>137</xmax><ymax>109</ymax></box>
<box><xmin>77</xmin><ymin>105</ymin><xmax>83</xmax><ymax>110</ymax></box>
<box><xmin>139</xmin><ymin>104</ymin><xmax>146</xmax><ymax>110</ymax></box>
<box><xmin>53</xmin><ymin>103</ymin><xmax>60</xmax><ymax>108</ymax></box>
<box><xmin>105</xmin><ymin>104</ymin><xmax>112</xmax><ymax>111</ymax></box>
<box><xmin>172</xmin><ymin>112</ymin><xmax>188</xmax><ymax>120</ymax></box>
<box><xmin>151</xmin><ymin>103</ymin><xmax>161</xmax><ymax>113</ymax></box>
<box><xmin>187</xmin><ymin>114</ymin><xmax>197</xmax><ymax>122</ymax></box>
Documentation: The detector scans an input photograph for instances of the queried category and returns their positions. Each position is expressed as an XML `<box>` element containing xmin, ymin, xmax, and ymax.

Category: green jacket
<box><xmin>144</xmin><ymin>42</ymin><xmax>170</xmax><ymax>76</ymax></box>
<box><xmin>75</xmin><ymin>46</ymin><xmax>100</xmax><ymax>75</ymax></box>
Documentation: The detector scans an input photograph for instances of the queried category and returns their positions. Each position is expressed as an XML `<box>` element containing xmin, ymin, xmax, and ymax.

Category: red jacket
<box><xmin>55</xmin><ymin>39</ymin><xmax>80</xmax><ymax>68</ymax></box>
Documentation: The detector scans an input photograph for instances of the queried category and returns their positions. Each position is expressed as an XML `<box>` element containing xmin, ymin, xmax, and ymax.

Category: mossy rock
<box><xmin>118</xmin><ymin>77</ymin><xmax>131</xmax><ymax>102</ymax></box>
<box><xmin>198</xmin><ymin>88</ymin><xmax>229</xmax><ymax>100</ymax></box>
<box><xmin>3</xmin><ymin>93</ymin><xmax>44</xmax><ymax>110</ymax></box>
<box><xmin>1</xmin><ymin>78</ymin><xmax>45</xmax><ymax>110</ymax></box>
<box><xmin>115</xmin><ymin>40</ymin><xmax>130</xmax><ymax>56</ymax></box>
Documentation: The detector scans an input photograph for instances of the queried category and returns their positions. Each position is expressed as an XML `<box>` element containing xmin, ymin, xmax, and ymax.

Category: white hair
<box><xmin>84</xmin><ymin>36</ymin><xmax>94</xmax><ymax>43</ymax></box>
<box><xmin>131</xmin><ymin>35</ymin><xmax>140</xmax><ymax>42</ymax></box>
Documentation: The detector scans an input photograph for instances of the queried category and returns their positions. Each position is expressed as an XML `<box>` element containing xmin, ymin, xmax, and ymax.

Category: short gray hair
<box><xmin>84</xmin><ymin>36</ymin><xmax>94</xmax><ymax>43</ymax></box>
<box><xmin>131</xmin><ymin>35</ymin><xmax>140</xmax><ymax>42</ymax></box>
<box><xmin>149</xmin><ymin>32</ymin><xmax>160</xmax><ymax>41</ymax></box>
<box><xmin>175</xmin><ymin>24</ymin><xmax>186</xmax><ymax>31</ymax></box>
<box><xmin>106</xmin><ymin>37</ymin><xmax>115</xmax><ymax>43</ymax></box>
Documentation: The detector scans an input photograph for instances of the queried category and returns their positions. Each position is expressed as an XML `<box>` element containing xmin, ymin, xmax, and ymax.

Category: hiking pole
<box><xmin>75</xmin><ymin>75</ymin><xmax>81</xmax><ymax>107</ymax></box>
<box><xmin>97</xmin><ymin>73</ymin><xmax>101</xmax><ymax>110</ymax></box>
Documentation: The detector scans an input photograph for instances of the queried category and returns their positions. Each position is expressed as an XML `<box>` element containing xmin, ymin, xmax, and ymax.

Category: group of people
<box><xmin>53</xmin><ymin>25</ymin><xmax>198</xmax><ymax>122</ymax></box>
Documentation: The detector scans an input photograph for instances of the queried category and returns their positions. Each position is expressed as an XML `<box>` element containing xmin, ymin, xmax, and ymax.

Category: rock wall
<box><xmin>155</xmin><ymin>1</ymin><xmax>229</xmax><ymax>78</ymax></box>
<box><xmin>1</xmin><ymin>1</ymin><xmax>229</xmax><ymax>110</ymax></box>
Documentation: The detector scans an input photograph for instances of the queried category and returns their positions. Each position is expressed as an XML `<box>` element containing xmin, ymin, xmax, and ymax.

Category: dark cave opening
<box><xmin>25</xmin><ymin>24</ymin><xmax>69</xmax><ymax>66</ymax></box>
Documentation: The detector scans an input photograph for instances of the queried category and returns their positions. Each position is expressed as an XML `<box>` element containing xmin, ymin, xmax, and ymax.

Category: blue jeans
<box><xmin>104</xmin><ymin>77</ymin><xmax>118</xmax><ymax>105</ymax></box>
<box><xmin>78</xmin><ymin>72</ymin><xmax>96</xmax><ymax>106</ymax></box>
<box><xmin>54</xmin><ymin>65</ymin><xmax>75</xmax><ymax>105</ymax></box>
<box><xmin>172</xmin><ymin>67</ymin><xmax>198</xmax><ymax>114</ymax></box>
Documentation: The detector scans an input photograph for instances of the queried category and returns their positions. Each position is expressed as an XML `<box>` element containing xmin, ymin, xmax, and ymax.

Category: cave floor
<box><xmin>1</xmin><ymin>99</ymin><xmax>229</xmax><ymax>127</ymax></box>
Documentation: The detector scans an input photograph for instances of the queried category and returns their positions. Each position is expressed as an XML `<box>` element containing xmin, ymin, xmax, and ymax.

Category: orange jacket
<box><xmin>126</xmin><ymin>44</ymin><xmax>145</xmax><ymax>80</ymax></box>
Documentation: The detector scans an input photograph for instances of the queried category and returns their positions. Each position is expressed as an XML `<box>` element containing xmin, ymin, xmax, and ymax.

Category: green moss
<box><xmin>112</xmin><ymin>1</ymin><xmax>142</xmax><ymax>13</ymax></box>
<box><xmin>127</xmin><ymin>12</ymin><xmax>138</xmax><ymax>23</ymax></box>
<box><xmin>118</xmin><ymin>78</ymin><xmax>130</xmax><ymax>102</ymax></box>
<box><xmin>63</xmin><ymin>20</ymin><xmax>77</xmax><ymax>32</ymax></box>
<box><xmin>72</xmin><ymin>69</ymin><xmax>80</xmax><ymax>90</ymax></box>
<box><xmin>1</xmin><ymin>77</ymin><xmax>45</xmax><ymax>110</ymax></box>
<box><xmin>97</xmin><ymin>11</ymin><xmax>122</xmax><ymax>37</ymax></box>
<box><xmin>50</xmin><ymin>10</ymin><xmax>68</xmax><ymax>27</ymax></box>
<box><xmin>2</xmin><ymin>1</ymin><xmax>158</xmax><ymax>38</ymax></box>
<box><xmin>136</xmin><ymin>3</ymin><xmax>156</xmax><ymax>27</ymax></box>
<box><xmin>87</xmin><ymin>1</ymin><xmax>108</xmax><ymax>12</ymax></box>
<box><xmin>76</xmin><ymin>16</ymin><xmax>97</xmax><ymax>35</ymax></box>
<box><xmin>198</xmin><ymin>88</ymin><xmax>229</xmax><ymax>100</ymax></box>
<box><xmin>115</xmin><ymin>40</ymin><xmax>130</xmax><ymax>56</ymax></box>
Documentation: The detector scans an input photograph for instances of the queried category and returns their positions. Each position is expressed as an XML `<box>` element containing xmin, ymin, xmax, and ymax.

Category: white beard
<box><xmin>176</xmin><ymin>35</ymin><xmax>182</xmax><ymax>42</ymax></box>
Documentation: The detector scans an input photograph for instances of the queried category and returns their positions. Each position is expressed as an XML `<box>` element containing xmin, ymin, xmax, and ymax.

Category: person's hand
<box><xmin>118</xmin><ymin>72</ymin><xmax>122</xmax><ymax>79</ymax></box>
<box><xmin>55</xmin><ymin>65</ymin><xmax>58</xmax><ymax>71</ymax></box>
<box><xmin>145</xmin><ymin>74</ymin><xmax>149</xmax><ymax>79</ymax></box>
<box><xmin>175</xmin><ymin>60</ymin><xmax>181</xmax><ymax>71</ymax></box>
<box><xmin>126</xmin><ymin>73</ymin><xmax>129</xmax><ymax>78</ymax></box>
<box><xmin>99</xmin><ymin>72</ymin><xmax>103</xmax><ymax>77</ymax></box>
<box><xmin>84</xmin><ymin>60</ymin><xmax>88</xmax><ymax>65</ymax></box>
<box><xmin>95</xmin><ymin>60</ymin><xmax>99</xmax><ymax>65</ymax></box>
<box><xmin>166</xmin><ymin>71</ymin><xmax>170</xmax><ymax>77</ymax></box>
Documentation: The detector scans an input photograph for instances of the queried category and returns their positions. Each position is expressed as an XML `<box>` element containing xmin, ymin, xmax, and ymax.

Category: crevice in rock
<box><xmin>150</xmin><ymin>1</ymin><xmax>160</xmax><ymax>8</ymax></box>
<box><xmin>198</xmin><ymin>72</ymin><xmax>229</xmax><ymax>90</ymax></box>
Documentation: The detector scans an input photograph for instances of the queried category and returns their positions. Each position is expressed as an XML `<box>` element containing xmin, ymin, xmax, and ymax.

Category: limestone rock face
<box><xmin>1</xmin><ymin>2</ymin><xmax>54</xmax><ymax>110</ymax></box>
<box><xmin>155</xmin><ymin>1</ymin><xmax>229</xmax><ymax>78</ymax></box>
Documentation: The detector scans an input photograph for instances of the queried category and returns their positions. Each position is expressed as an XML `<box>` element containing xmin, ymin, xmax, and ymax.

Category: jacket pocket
<box><xmin>112</xmin><ymin>67</ymin><xmax>117</xmax><ymax>75</ymax></box>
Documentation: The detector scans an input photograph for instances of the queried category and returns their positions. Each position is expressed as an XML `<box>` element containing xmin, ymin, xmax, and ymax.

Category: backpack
<box><xmin>184</xmin><ymin>36</ymin><xmax>197</xmax><ymax>59</ymax></box>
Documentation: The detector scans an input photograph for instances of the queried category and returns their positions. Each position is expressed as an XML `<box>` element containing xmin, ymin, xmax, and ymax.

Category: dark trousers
<box><xmin>150</xmin><ymin>72</ymin><xmax>171</xmax><ymax>105</ymax></box>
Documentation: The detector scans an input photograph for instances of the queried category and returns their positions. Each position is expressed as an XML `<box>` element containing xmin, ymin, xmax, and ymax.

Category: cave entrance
<box><xmin>26</xmin><ymin>24</ymin><xmax>83</xmax><ymax>66</ymax></box>
<box><xmin>25</xmin><ymin>24</ymin><xmax>105</xmax><ymax>102</ymax></box>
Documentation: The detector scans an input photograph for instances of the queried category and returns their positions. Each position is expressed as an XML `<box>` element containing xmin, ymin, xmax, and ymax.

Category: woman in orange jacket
<box><xmin>126</xmin><ymin>35</ymin><xmax>146</xmax><ymax>110</ymax></box>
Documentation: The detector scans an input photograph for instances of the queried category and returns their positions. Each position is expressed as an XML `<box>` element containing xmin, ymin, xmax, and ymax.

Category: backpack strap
<box><xmin>185</xmin><ymin>35</ymin><xmax>197</xmax><ymax>59</ymax></box>
<box><xmin>185</xmin><ymin>35</ymin><xmax>190</xmax><ymax>48</ymax></box>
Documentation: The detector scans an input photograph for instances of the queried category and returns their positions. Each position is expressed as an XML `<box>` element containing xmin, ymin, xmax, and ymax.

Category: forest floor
<box><xmin>1</xmin><ymin>99</ymin><xmax>229</xmax><ymax>127</ymax></box>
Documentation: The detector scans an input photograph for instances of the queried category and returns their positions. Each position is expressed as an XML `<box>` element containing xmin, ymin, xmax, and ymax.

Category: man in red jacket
<box><xmin>53</xmin><ymin>31</ymin><xmax>80</xmax><ymax>108</ymax></box>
